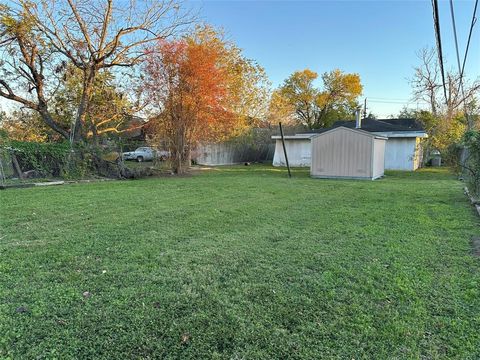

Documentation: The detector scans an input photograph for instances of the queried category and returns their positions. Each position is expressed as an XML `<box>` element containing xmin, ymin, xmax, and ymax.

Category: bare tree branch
<box><xmin>1</xmin><ymin>0</ymin><xmax>195</xmax><ymax>142</ymax></box>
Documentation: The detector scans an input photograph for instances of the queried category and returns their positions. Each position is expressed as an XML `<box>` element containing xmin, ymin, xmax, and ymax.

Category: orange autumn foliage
<box><xmin>144</xmin><ymin>35</ymin><xmax>240</xmax><ymax>173</ymax></box>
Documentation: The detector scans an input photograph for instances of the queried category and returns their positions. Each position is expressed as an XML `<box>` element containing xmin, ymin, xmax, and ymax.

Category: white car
<box><xmin>122</xmin><ymin>147</ymin><xmax>169</xmax><ymax>162</ymax></box>
<box><xmin>122</xmin><ymin>147</ymin><xmax>155</xmax><ymax>162</ymax></box>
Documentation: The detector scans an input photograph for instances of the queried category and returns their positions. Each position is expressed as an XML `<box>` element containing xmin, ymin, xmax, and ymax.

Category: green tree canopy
<box><xmin>271</xmin><ymin>69</ymin><xmax>363</xmax><ymax>129</ymax></box>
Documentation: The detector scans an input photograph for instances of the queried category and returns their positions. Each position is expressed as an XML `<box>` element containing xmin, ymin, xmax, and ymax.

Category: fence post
<box><xmin>279</xmin><ymin>122</ymin><xmax>291</xmax><ymax>178</ymax></box>
<box><xmin>10</xmin><ymin>151</ymin><xmax>24</xmax><ymax>179</ymax></box>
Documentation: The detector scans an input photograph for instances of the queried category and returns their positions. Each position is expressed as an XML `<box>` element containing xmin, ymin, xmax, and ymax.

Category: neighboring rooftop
<box><xmin>377</xmin><ymin>118</ymin><xmax>424</xmax><ymax>131</ymax></box>
<box><xmin>273</xmin><ymin>118</ymin><xmax>427</xmax><ymax>139</ymax></box>
<box><xmin>331</xmin><ymin>118</ymin><xmax>425</xmax><ymax>133</ymax></box>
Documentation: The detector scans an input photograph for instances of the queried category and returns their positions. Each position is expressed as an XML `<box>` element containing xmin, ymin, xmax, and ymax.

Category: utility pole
<box><xmin>279</xmin><ymin>122</ymin><xmax>291</xmax><ymax>178</ymax></box>
<box><xmin>362</xmin><ymin>98</ymin><xmax>367</xmax><ymax>119</ymax></box>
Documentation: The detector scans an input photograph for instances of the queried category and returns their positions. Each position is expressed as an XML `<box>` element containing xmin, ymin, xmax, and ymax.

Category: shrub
<box><xmin>7</xmin><ymin>141</ymin><xmax>70</xmax><ymax>177</ymax></box>
<box><xmin>442</xmin><ymin>142</ymin><xmax>464</xmax><ymax>172</ymax></box>
<box><xmin>461</xmin><ymin>130</ymin><xmax>480</xmax><ymax>196</ymax></box>
<box><xmin>1</xmin><ymin>139</ymin><xmax>154</xmax><ymax>180</ymax></box>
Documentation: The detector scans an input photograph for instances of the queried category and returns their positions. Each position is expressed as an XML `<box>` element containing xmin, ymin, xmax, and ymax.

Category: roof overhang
<box><xmin>271</xmin><ymin>134</ymin><xmax>315</xmax><ymax>140</ymax></box>
<box><xmin>271</xmin><ymin>129</ymin><xmax>428</xmax><ymax>141</ymax></box>
<box><xmin>372</xmin><ymin>131</ymin><xmax>428</xmax><ymax>138</ymax></box>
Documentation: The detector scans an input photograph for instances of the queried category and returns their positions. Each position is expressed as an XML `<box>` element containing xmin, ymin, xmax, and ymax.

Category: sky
<box><xmin>189</xmin><ymin>0</ymin><xmax>480</xmax><ymax>118</ymax></box>
<box><xmin>1</xmin><ymin>0</ymin><xmax>478</xmax><ymax>118</ymax></box>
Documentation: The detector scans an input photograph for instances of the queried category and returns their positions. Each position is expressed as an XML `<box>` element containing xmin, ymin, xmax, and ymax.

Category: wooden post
<box><xmin>10</xmin><ymin>151</ymin><xmax>24</xmax><ymax>179</ymax></box>
<box><xmin>279</xmin><ymin>122</ymin><xmax>291</xmax><ymax>178</ymax></box>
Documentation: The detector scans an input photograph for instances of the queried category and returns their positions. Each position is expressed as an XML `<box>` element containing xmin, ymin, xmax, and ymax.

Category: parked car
<box><xmin>157</xmin><ymin>150</ymin><xmax>170</xmax><ymax>161</ymax></box>
<box><xmin>122</xmin><ymin>147</ymin><xmax>170</xmax><ymax>162</ymax></box>
<box><xmin>122</xmin><ymin>147</ymin><xmax>156</xmax><ymax>162</ymax></box>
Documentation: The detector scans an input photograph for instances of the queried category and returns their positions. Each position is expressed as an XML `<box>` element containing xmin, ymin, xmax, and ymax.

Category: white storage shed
<box><xmin>310</xmin><ymin>127</ymin><xmax>387</xmax><ymax>180</ymax></box>
<box><xmin>272</xmin><ymin>118</ymin><xmax>427</xmax><ymax>171</ymax></box>
<box><xmin>271</xmin><ymin>134</ymin><xmax>314</xmax><ymax>167</ymax></box>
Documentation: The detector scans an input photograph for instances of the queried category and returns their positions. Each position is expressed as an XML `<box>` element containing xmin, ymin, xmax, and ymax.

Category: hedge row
<box><xmin>462</xmin><ymin>130</ymin><xmax>480</xmax><ymax>196</ymax></box>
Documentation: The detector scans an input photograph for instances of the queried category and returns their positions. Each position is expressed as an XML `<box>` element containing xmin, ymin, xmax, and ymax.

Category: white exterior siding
<box><xmin>310</xmin><ymin>127</ymin><xmax>386</xmax><ymax>180</ymax></box>
<box><xmin>372</xmin><ymin>138</ymin><xmax>386</xmax><ymax>179</ymax></box>
<box><xmin>273</xmin><ymin>139</ymin><xmax>311</xmax><ymax>167</ymax></box>
<box><xmin>384</xmin><ymin>138</ymin><xmax>420</xmax><ymax>171</ymax></box>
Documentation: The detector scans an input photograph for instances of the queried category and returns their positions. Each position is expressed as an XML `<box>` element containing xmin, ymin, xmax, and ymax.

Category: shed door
<box><xmin>312</xmin><ymin>130</ymin><xmax>372</xmax><ymax>177</ymax></box>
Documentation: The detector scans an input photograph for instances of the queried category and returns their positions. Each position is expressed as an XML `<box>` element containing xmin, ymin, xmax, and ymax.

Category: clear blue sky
<box><xmin>189</xmin><ymin>0</ymin><xmax>480</xmax><ymax>117</ymax></box>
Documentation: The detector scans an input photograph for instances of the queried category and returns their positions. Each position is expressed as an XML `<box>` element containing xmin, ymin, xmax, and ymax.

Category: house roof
<box><xmin>377</xmin><ymin>118</ymin><xmax>424</xmax><ymax>131</ymax></box>
<box><xmin>271</xmin><ymin>118</ymin><xmax>428</xmax><ymax>140</ymax></box>
<box><xmin>331</xmin><ymin>118</ymin><xmax>424</xmax><ymax>132</ymax></box>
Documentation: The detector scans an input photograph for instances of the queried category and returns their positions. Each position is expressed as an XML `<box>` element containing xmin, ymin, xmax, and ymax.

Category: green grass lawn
<box><xmin>0</xmin><ymin>166</ymin><xmax>479</xmax><ymax>359</ymax></box>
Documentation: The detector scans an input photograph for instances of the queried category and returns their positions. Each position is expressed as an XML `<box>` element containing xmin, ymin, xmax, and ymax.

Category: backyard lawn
<box><xmin>0</xmin><ymin>166</ymin><xmax>479</xmax><ymax>359</ymax></box>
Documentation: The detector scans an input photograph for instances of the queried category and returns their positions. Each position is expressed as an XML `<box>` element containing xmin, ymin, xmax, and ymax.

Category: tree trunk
<box><xmin>185</xmin><ymin>147</ymin><xmax>191</xmax><ymax>170</ymax></box>
<box><xmin>175</xmin><ymin>149</ymin><xmax>182</xmax><ymax>174</ymax></box>
<box><xmin>10</xmin><ymin>152</ymin><xmax>24</xmax><ymax>179</ymax></box>
<box><xmin>38</xmin><ymin>107</ymin><xmax>69</xmax><ymax>140</ymax></box>
<box><xmin>91</xmin><ymin>124</ymin><xmax>99</xmax><ymax>146</ymax></box>
<box><xmin>74</xmin><ymin>67</ymin><xmax>96</xmax><ymax>143</ymax></box>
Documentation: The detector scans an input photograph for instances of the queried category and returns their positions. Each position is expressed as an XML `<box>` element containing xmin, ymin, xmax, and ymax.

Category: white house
<box><xmin>272</xmin><ymin>118</ymin><xmax>428</xmax><ymax>171</ymax></box>
<box><xmin>271</xmin><ymin>134</ymin><xmax>314</xmax><ymax>167</ymax></box>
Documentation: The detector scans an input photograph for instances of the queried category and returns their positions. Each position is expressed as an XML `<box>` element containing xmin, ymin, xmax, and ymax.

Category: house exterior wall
<box><xmin>372</xmin><ymin>138</ymin><xmax>386</xmax><ymax>179</ymax></box>
<box><xmin>311</xmin><ymin>128</ymin><xmax>375</xmax><ymax>179</ymax></box>
<box><xmin>273</xmin><ymin>139</ymin><xmax>311</xmax><ymax>167</ymax></box>
<box><xmin>384</xmin><ymin>138</ymin><xmax>420</xmax><ymax>171</ymax></box>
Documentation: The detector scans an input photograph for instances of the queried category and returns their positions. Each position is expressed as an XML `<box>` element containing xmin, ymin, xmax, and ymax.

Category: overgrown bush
<box><xmin>8</xmin><ymin>140</ymin><xmax>70</xmax><ymax>177</ymax></box>
<box><xmin>442</xmin><ymin>142</ymin><xmax>464</xmax><ymax>172</ymax></box>
<box><xmin>2</xmin><ymin>141</ymin><xmax>109</xmax><ymax>179</ymax></box>
<box><xmin>1</xmin><ymin>138</ymin><xmax>158</xmax><ymax>180</ymax></box>
<box><xmin>461</xmin><ymin>130</ymin><xmax>480</xmax><ymax>196</ymax></box>
<box><xmin>61</xmin><ymin>147</ymin><xmax>94</xmax><ymax>179</ymax></box>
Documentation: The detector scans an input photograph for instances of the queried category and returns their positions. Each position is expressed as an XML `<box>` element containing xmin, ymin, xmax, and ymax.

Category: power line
<box><xmin>368</xmin><ymin>99</ymin><xmax>428</xmax><ymax>104</ymax></box>
<box><xmin>449</xmin><ymin>0</ymin><xmax>470</xmax><ymax>127</ymax></box>
<box><xmin>460</xmin><ymin>0</ymin><xmax>478</xmax><ymax>79</ymax></box>
<box><xmin>450</xmin><ymin>0</ymin><xmax>478</xmax><ymax>129</ymax></box>
<box><xmin>368</xmin><ymin>97</ymin><xmax>414</xmax><ymax>101</ymax></box>
<box><xmin>367</xmin><ymin>96</ymin><xmax>430</xmax><ymax>102</ymax></box>
<box><xmin>449</xmin><ymin>0</ymin><xmax>463</xmax><ymax>79</ymax></box>
<box><xmin>458</xmin><ymin>0</ymin><xmax>478</xmax><ymax>129</ymax></box>
<box><xmin>432</xmin><ymin>0</ymin><xmax>448</xmax><ymax>104</ymax></box>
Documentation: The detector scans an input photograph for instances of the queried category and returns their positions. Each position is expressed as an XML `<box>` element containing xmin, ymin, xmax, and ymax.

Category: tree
<box><xmin>411</xmin><ymin>48</ymin><xmax>480</xmax><ymax>128</ymax></box>
<box><xmin>219</xmin><ymin>35</ymin><xmax>271</xmax><ymax>129</ymax></box>
<box><xmin>410</xmin><ymin>48</ymin><xmax>480</xmax><ymax>151</ymax></box>
<box><xmin>52</xmin><ymin>65</ymin><xmax>139</xmax><ymax>144</ymax></box>
<box><xmin>271</xmin><ymin>69</ymin><xmax>362</xmax><ymax>129</ymax></box>
<box><xmin>0</xmin><ymin>0</ymin><xmax>193</xmax><ymax>143</ymax></box>
<box><xmin>266</xmin><ymin>90</ymin><xmax>297</xmax><ymax>127</ymax></box>
<box><xmin>144</xmin><ymin>33</ymin><xmax>232</xmax><ymax>173</ymax></box>
<box><xmin>143</xmin><ymin>26</ymin><xmax>269</xmax><ymax>174</ymax></box>
<box><xmin>0</xmin><ymin>108</ymin><xmax>57</xmax><ymax>142</ymax></box>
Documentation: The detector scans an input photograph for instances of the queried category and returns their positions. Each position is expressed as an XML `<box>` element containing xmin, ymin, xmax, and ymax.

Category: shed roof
<box><xmin>311</xmin><ymin>126</ymin><xmax>388</xmax><ymax>140</ymax></box>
